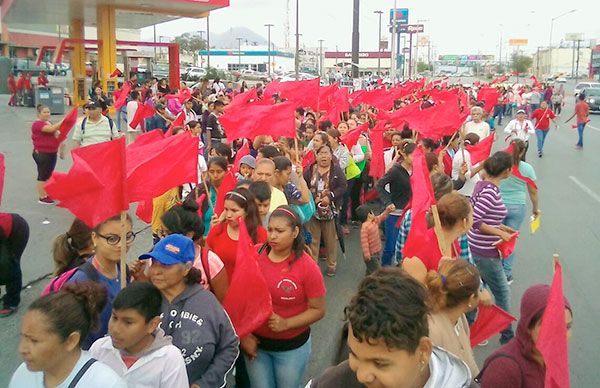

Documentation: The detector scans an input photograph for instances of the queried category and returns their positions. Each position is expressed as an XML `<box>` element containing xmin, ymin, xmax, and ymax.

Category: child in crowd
<box><xmin>238</xmin><ymin>155</ymin><xmax>256</xmax><ymax>180</ymax></box>
<box><xmin>249</xmin><ymin>180</ymin><xmax>271</xmax><ymax>227</ymax></box>
<box><xmin>90</xmin><ymin>282</ymin><xmax>189</xmax><ymax>387</ymax></box>
<box><xmin>356</xmin><ymin>204</ymin><xmax>395</xmax><ymax>275</ymax></box>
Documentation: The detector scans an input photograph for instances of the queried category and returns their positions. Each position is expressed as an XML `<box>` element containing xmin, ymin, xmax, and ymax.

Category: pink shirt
<box><xmin>31</xmin><ymin>120</ymin><xmax>60</xmax><ymax>153</ymax></box>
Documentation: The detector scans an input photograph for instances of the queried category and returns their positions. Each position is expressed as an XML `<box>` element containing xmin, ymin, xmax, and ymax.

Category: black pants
<box><xmin>234</xmin><ymin>352</ymin><xmax>250</xmax><ymax>387</ymax></box>
<box><xmin>32</xmin><ymin>151</ymin><xmax>57</xmax><ymax>181</ymax></box>
<box><xmin>1</xmin><ymin>214</ymin><xmax>29</xmax><ymax>308</ymax></box>
<box><xmin>553</xmin><ymin>103</ymin><xmax>562</xmax><ymax>115</ymax></box>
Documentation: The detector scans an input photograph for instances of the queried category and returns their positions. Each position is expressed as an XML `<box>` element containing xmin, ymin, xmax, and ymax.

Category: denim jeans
<box><xmin>535</xmin><ymin>129</ymin><xmax>549</xmax><ymax>153</ymax></box>
<box><xmin>116</xmin><ymin>106</ymin><xmax>127</xmax><ymax>132</ymax></box>
<box><xmin>382</xmin><ymin>214</ymin><xmax>400</xmax><ymax>267</ymax></box>
<box><xmin>245</xmin><ymin>337</ymin><xmax>311</xmax><ymax>388</ymax></box>
<box><xmin>577</xmin><ymin>123</ymin><xmax>586</xmax><ymax>147</ymax></box>
<box><xmin>473</xmin><ymin>255</ymin><xmax>514</xmax><ymax>342</ymax></box>
<box><xmin>502</xmin><ymin>204</ymin><xmax>526</xmax><ymax>279</ymax></box>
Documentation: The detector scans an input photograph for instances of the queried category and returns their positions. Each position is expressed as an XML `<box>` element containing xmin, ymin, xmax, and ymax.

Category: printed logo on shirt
<box><xmin>277</xmin><ymin>278</ymin><xmax>299</xmax><ymax>301</ymax></box>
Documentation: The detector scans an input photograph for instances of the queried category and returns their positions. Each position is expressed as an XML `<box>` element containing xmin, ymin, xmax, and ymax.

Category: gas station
<box><xmin>1</xmin><ymin>0</ymin><xmax>229</xmax><ymax>105</ymax></box>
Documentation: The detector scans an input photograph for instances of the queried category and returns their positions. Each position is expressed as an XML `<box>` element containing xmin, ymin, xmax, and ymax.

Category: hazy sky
<box><xmin>142</xmin><ymin>0</ymin><xmax>600</xmax><ymax>58</ymax></box>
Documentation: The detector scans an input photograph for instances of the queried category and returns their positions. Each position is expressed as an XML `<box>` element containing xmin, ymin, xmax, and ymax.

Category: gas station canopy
<box><xmin>2</xmin><ymin>0</ymin><xmax>229</xmax><ymax>29</ymax></box>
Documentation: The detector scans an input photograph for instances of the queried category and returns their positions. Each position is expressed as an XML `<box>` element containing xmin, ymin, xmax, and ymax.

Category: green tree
<box><xmin>511</xmin><ymin>54</ymin><xmax>533</xmax><ymax>74</ymax></box>
<box><xmin>416</xmin><ymin>61</ymin><xmax>432</xmax><ymax>73</ymax></box>
<box><xmin>172</xmin><ymin>33</ymin><xmax>207</xmax><ymax>66</ymax></box>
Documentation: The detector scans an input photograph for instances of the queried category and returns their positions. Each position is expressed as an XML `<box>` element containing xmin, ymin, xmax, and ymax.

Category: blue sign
<box><xmin>389</xmin><ymin>8</ymin><xmax>409</xmax><ymax>24</ymax></box>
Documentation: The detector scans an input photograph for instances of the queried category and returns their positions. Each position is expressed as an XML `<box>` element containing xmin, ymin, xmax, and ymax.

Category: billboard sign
<box><xmin>565</xmin><ymin>33</ymin><xmax>584</xmax><ymax>41</ymax></box>
<box><xmin>399</xmin><ymin>24</ymin><xmax>424</xmax><ymax>34</ymax></box>
<box><xmin>389</xmin><ymin>8</ymin><xmax>409</xmax><ymax>24</ymax></box>
<box><xmin>508</xmin><ymin>39</ymin><xmax>528</xmax><ymax>46</ymax></box>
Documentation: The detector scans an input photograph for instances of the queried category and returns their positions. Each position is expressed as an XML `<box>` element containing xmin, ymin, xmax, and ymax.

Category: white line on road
<box><xmin>587</xmin><ymin>124</ymin><xmax>600</xmax><ymax>133</ymax></box>
<box><xmin>569</xmin><ymin>176</ymin><xmax>600</xmax><ymax>204</ymax></box>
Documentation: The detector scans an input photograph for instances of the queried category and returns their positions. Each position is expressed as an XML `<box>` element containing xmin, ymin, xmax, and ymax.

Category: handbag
<box><xmin>315</xmin><ymin>201</ymin><xmax>336</xmax><ymax>221</ymax></box>
<box><xmin>290</xmin><ymin>194</ymin><xmax>316</xmax><ymax>224</ymax></box>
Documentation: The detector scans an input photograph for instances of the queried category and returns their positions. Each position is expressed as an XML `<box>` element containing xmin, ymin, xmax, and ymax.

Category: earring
<box><xmin>468</xmin><ymin>303</ymin><xmax>472</xmax><ymax>308</ymax></box>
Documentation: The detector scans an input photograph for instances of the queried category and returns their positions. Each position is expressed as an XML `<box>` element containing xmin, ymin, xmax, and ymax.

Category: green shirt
<box><xmin>500</xmin><ymin>161</ymin><xmax>536</xmax><ymax>205</ymax></box>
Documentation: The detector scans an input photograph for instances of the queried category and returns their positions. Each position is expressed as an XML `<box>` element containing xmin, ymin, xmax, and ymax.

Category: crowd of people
<box><xmin>0</xmin><ymin>73</ymin><xmax>577</xmax><ymax>388</ymax></box>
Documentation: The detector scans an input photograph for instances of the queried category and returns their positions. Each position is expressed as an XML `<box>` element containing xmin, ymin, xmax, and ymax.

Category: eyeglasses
<box><xmin>96</xmin><ymin>231</ymin><xmax>136</xmax><ymax>246</ymax></box>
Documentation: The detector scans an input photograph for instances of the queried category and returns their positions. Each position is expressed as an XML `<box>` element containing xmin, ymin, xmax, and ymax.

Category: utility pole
<box><xmin>318</xmin><ymin>39</ymin><xmax>324</xmax><ymax>76</ymax></box>
<box><xmin>351</xmin><ymin>0</ymin><xmax>360</xmax><ymax>78</ymax></box>
<box><xmin>265</xmin><ymin>24</ymin><xmax>274</xmax><ymax>77</ymax></box>
<box><xmin>549</xmin><ymin>9</ymin><xmax>576</xmax><ymax>77</ymax></box>
<box><xmin>206</xmin><ymin>14</ymin><xmax>211</xmax><ymax>68</ymax></box>
<box><xmin>374</xmin><ymin>10</ymin><xmax>383</xmax><ymax>76</ymax></box>
<box><xmin>295</xmin><ymin>0</ymin><xmax>300</xmax><ymax>79</ymax></box>
<box><xmin>575</xmin><ymin>39</ymin><xmax>581</xmax><ymax>83</ymax></box>
<box><xmin>153</xmin><ymin>25</ymin><xmax>157</xmax><ymax>62</ymax></box>
<box><xmin>236</xmin><ymin>38</ymin><xmax>243</xmax><ymax>69</ymax></box>
<box><xmin>390</xmin><ymin>0</ymin><xmax>397</xmax><ymax>82</ymax></box>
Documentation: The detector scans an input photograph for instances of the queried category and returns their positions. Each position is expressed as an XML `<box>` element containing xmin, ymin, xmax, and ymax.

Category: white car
<box><xmin>574</xmin><ymin>82</ymin><xmax>600</xmax><ymax>96</ymax></box>
<box><xmin>187</xmin><ymin>68</ymin><xmax>207</xmax><ymax>80</ymax></box>
<box><xmin>555</xmin><ymin>77</ymin><xmax>567</xmax><ymax>83</ymax></box>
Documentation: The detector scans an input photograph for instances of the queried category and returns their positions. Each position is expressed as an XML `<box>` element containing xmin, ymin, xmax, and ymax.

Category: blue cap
<box><xmin>139</xmin><ymin>234</ymin><xmax>195</xmax><ymax>265</ymax></box>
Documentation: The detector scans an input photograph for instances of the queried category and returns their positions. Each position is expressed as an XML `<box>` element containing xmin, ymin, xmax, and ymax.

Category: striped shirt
<box><xmin>360</xmin><ymin>214</ymin><xmax>386</xmax><ymax>258</ymax></box>
<box><xmin>468</xmin><ymin>180</ymin><xmax>507</xmax><ymax>258</ymax></box>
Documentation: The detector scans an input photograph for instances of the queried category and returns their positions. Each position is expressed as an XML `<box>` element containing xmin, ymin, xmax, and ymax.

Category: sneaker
<box><xmin>506</xmin><ymin>275</ymin><xmax>514</xmax><ymax>285</ymax></box>
<box><xmin>326</xmin><ymin>268</ymin><xmax>336</xmax><ymax>277</ymax></box>
<box><xmin>575</xmin><ymin>145</ymin><xmax>583</xmax><ymax>150</ymax></box>
<box><xmin>538</xmin><ymin>151</ymin><xmax>543</xmax><ymax>158</ymax></box>
<box><xmin>0</xmin><ymin>306</ymin><xmax>17</xmax><ymax>318</ymax></box>
<box><xmin>38</xmin><ymin>196</ymin><xmax>56</xmax><ymax>205</ymax></box>
<box><xmin>477</xmin><ymin>340</ymin><xmax>489</xmax><ymax>347</ymax></box>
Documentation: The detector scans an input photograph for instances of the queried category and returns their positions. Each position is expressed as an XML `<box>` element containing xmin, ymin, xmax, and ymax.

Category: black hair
<box><xmin>483</xmin><ymin>151</ymin><xmax>513</xmax><ymax>177</ymax></box>
<box><xmin>94</xmin><ymin>213</ymin><xmax>132</xmax><ymax>233</ymax></box>
<box><xmin>295</xmin><ymin>107</ymin><xmax>305</xmax><ymax>116</ymax></box>
<box><xmin>578</xmin><ymin>93</ymin><xmax>585</xmax><ymax>101</ymax></box>
<box><xmin>265</xmin><ymin>206</ymin><xmax>305</xmax><ymax>265</ymax></box>
<box><xmin>421</xmin><ymin>138</ymin><xmax>438</xmax><ymax>151</ymax></box>
<box><xmin>52</xmin><ymin>218</ymin><xmax>93</xmax><ymax>276</ymax></box>
<box><xmin>225</xmin><ymin>187</ymin><xmax>262</xmax><ymax>243</ymax></box>
<box><xmin>249</xmin><ymin>180</ymin><xmax>272</xmax><ymax>202</ymax></box>
<box><xmin>259</xmin><ymin>145</ymin><xmax>282</xmax><ymax>159</ymax></box>
<box><xmin>187</xmin><ymin>120</ymin><xmax>200</xmax><ymax>128</ymax></box>
<box><xmin>400</xmin><ymin>128</ymin><xmax>413</xmax><ymax>139</ymax></box>
<box><xmin>345</xmin><ymin>268</ymin><xmax>429</xmax><ymax>353</ymax></box>
<box><xmin>29</xmin><ymin>282</ymin><xmax>107</xmax><ymax>346</ymax></box>
<box><xmin>211</xmin><ymin>142</ymin><xmax>232</xmax><ymax>162</ymax></box>
<box><xmin>130</xmin><ymin>90</ymin><xmax>140</xmax><ymax>100</ymax></box>
<box><xmin>161</xmin><ymin>200</ymin><xmax>204</xmax><ymax>241</ymax></box>
<box><xmin>113</xmin><ymin>282</ymin><xmax>162</xmax><ymax>323</ymax></box>
<box><xmin>318</xmin><ymin>119</ymin><xmax>333</xmax><ymax>131</ymax></box>
<box><xmin>273</xmin><ymin>155</ymin><xmax>292</xmax><ymax>172</ymax></box>
<box><xmin>355</xmin><ymin>204</ymin><xmax>376</xmax><ymax>223</ymax></box>
<box><xmin>207</xmin><ymin>155</ymin><xmax>228</xmax><ymax>172</ymax></box>
<box><xmin>214</xmin><ymin>100</ymin><xmax>225</xmax><ymax>108</ymax></box>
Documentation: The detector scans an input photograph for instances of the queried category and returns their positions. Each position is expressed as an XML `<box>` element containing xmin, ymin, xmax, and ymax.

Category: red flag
<box><xmin>403</xmin><ymin>147</ymin><xmax>438</xmax><ymax>261</ymax></box>
<box><xmin>232</xmin><ymin>141</ymin><xmax>250</xmax><ymax>173</ymax></box>
<box><xmin>214</xmin><ymin>170</ymin><xmax>237</xmax><ymax>216</ymax></box>
<box><xmin>465</xmin><ymin>134</ymin><xmax>495</xmax><ymax>165</ymax></box>
<box><xmin>326</xmin><ymin>86</ymin><xmax>350</xmax><ymax>126</ymax></box>
<box><xmin>135</xmin><ymin>199</ymin><xmax>153</xmax><ymax>224</ymax></box>
<box><xmin>0</xmin><ymin>153</ymin><xmax>5</xmax><ymax>206</ymax></box>
<box><xmin>126</xmin><ymin>132</ymin><xmax>198</xmax><ymax>202</ymax></box>
<box><xmin>45</xmin><ymin>138</ymin><xmax>128</xmax><ymax>227</ymax></box>
<box><xmin>222</xmin><ymin>219</ymin><xmax>273</xmax><ymax>338</ymax></box>
<box><xmin>220</xmin><ymin>101</ymin><xmax>296</xmax><ymax>141</ymax></box>
<box><xmin>340</xmin><ymin>122</ymin><xmax>368</xmax><ymax>150</ymax></box>
<box><xmin>318</xmin><ymin>84</ymin><xmax>338</xmax><ymax>110</ymax></box>
<box><xmin>368</xmin><ymin>124</ymin><xmax>386</xmax><ymax>179</ymax></box>
<box><xmin>493</xmin><ymin>232</ymin><xmax>519</xmax><ymax>258</ymax></box>
<box><xmin>129</xmin><ymin>102</ymin><xmax>155</xmax><ymax>129</ymax></box>
<box><xmin>477</xmin><ymin>87</ymin><xmax>502</xmax><ymax>113</ymax></box>
<box><xmin>57</xmin><ymin>107</ymin><xmax>79</xmax><ymax>143</ymax></box>
<box><xmin>302</xmin><ymin>150</ymin><xmax>316</xmax><ymax>169</ymax></box>
<box><xmin>512</xmin><ymin>165</ymin><xmax>538</xmax><ymax>190</ymax></box>
<box><xmin>469</xmin><ymin>304</ymin><xmax>517</xmax><ymax>347</ymax></box>
<box><xmin>113</xmin><ymin>82</ymin><xmax>131</xmax><ymax>110</ymax></box>
<box><xmin>273</xmin><ymin>78</ymin><xmax>320</xmax><ymax>110</ymax></box>
<box><xmin>491</xmin><ymin>75</ymin><xmax>508</xmax><ymax>85</ymax></box>
<box><xmin>263</xmin><ymin>79</ymin><xmax>281</xmax><ymax>100</ymax></box>
<box><xmin>165</xmin><ymin>113</ymin><xmax>185</xmax><ymax>137</ymax></box>
<box><xmin>129</xmin><ymin>129</ymin><xmax>165</xmax><ymax>149</ymax></box>
<box><xmin>537</xmin><ymin>260</ymin><xmax>570</xmax><ymax>388</ymax></box>
<box><xmin>109</xmin><ymin>68</ymin><xmax>122</xmax><ymax>78</ymax></box>
<box><xmin>226</xmin><ymin>88</ymin><xmax>258</xmax><ymax>111</ymax></box>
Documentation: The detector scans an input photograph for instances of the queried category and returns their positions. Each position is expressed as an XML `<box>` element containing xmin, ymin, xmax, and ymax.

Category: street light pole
<box><xmin>390</xmin><ymin>0</ymin><xmax>397</xmax><ymax>82</ymax></box>
<box><xmin>318</xmin><ymin>39</ymin><xmax>324</xmax><ymax>76</ymax></box>
<box><xmin>265</xmin><ymin>24</ymin><xmax>274</xmax><ymax>77</ymax></box>
<box><xmin>295</xmin><ymin>0</ymin><xmax>300</xmax><ymax>80</ymax></box>
<box><xmin>374</xmin><ymin>10</ymin><xmax>383</xmax><ymax>76</ymax></box>
<box><xmin>549</xmin><ymin>9</ymin><xmax>576</xmax><ymax>76</ymax></box>
<box><xmin>236</xmin><ymin>38</ymin><xmax>243</xmax><ymax>69</ymax></box>
<box><xmin>206</xmin><ymin>14</ymin><xmax>211</xmax><ymax>69</ymax></box>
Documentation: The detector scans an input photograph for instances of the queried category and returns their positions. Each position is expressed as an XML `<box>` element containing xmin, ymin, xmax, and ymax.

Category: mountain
<box><xmin>209</xmin><ymin>27</ymin><xmax>270</xmax><ymax>49</ymax></box>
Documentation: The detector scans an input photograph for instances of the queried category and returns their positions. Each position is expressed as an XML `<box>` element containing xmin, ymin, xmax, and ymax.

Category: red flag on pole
<box><xmin>0</xmin><ymin>153</ymin><xmax>5</xmax><ymax>206</ymax></box>
<box><xmin>302</xmin><ymin>150</ymin><xmax>316</xmax><ymax>169</ymax></box>
<box><xmin>45</xmin><ymin>138</ymin><xmax>128</xmax><ymax>227</ymax></box>
<box><xmin>226</xmin><ymin>88</ymin><xmax>258</xmax><ymax>111</ymax></box>
<box><xmin>469</xmin><ymin>304</ymin><xmax>517</xmax><ymax>347</ymax></box>
<box><xmin>221</xmin><ymin>101</ymin><xmax>296</xmax><ymax>141</ymax></box>
<box><xmin>340</xmin><ymin>122</ymin><xmax>368</xmax><ymax>150</ymax></box>
<box><xmin>165</xmin><ymin>112</ymin><xmax>185</xmax><ymax>137</ymax></box>
<box><xmin>274</xmin><ymin>78</ymin><xmax>320</xmax><ymax>110</ymax></box>
<box><xmin>537</xmin><ymin>260</ymin><xmax>571</xmax><ymax>388</ymax></box>
<box><xmin>214</xmin><ymin>170</ymin><xmax>237</xmax><ymax>216</ymax></box>
<box><xmin>129</xmin><ymin>129</ymin><xmax>165</xmax><ymax>149</ymax></box>
<box><xmin>491</xmin><ymin>75</ymin><xmax>508</xmax><ymax>85</ymax></box>
<box><xmin>113</xmin><ymin>82</ymin><xmax>131</xmax><ymax>110</ymax></box>
<box><xmin>222</xmin><ymin>219</ymin><xmax>273</xmax><ymax>338</ymax></box>
<box><xmin>368</xmin><ymin>123</ymin><xmax>387</xmax><ymax>179</ymax></box>
<box><xmin>129</xmin><ymin>102</ymin><xmax>155</xmax><ymax>129</ymax></box>
<box><xmin>57</xmin><ymin>107</ymin><xmax>79</xmax><ymax>143</ymax></box>
<box><xmin>135</xmin><ymin>198</ymin><xmax>154</xmax><ymax>224</ymax></box>
<box><xmin>109</xmin><ymin>68</ymin><xmax>122</xmax><ymax>78</ymax></box>
<box><xmin>477</xmin><ymin>87</ymin><xmax>502</xmax><ymax>113</ymax></box>
<box><xmin>232</xmin><ymin>141</ymin><xmax>250</xmax><ymax>173</ymax></box>
<box><xmin>465</xmin><ymin>134</ymin><xmax>495</xmax><ymax>165</ymax></box>
<box><xmin>493</xmin><ymin>232</ymin><xmax>519</xmax><ymax>258</ymax></box>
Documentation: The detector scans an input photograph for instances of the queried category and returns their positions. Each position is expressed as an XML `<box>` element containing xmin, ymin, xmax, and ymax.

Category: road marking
<box><xmin>569</xmin><ymin>176</ymin><xmax>600</xmax><ymax>204</ymax></box>
<box><xmin>587</xmin><ymin>124</ymin><xmax>600</xmax><ymax>133</ymax></box>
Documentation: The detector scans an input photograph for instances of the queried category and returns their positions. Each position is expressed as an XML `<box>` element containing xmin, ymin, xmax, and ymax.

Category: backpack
<box><xmin>81</xmin><ymin>116</ymin><xmax>115</xmax><ymax>138</ymax></box>
<box><xmin>474</xmin><ymin>352</ymin><xmax>524</xmax><ymax>386</ymax></box>
<box><xmin>42</xmin><ymin>261</ymin><xmax>99</xmax><ymax>296</ymax></box>
<box><xmin>194</xmin><ymin>247</ymin><xmax>212</xmax><ymax>289</ymax></box>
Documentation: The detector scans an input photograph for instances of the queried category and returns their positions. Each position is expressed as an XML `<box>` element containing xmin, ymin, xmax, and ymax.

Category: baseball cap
<box><xmin>86</xmin><ymin>101</ymin><xmax>102</xmax><ymax>110</ymax></box>
<box><xmin>516</xmin><ymin>109</ymin><xmax>526</xmax><ymax>114</ymax></box>
<box><xmin>239</xmin><ymin>155</ymin><xmax>256</xmax><ymax>169</ymax></box>
<box><xmin>139</xmin><ymin>234</ymin><xmax>195</xmax><ymax>265</ymax></box>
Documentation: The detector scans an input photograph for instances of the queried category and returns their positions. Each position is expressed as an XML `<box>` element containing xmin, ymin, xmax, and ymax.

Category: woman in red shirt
<box><xmin>206</xmin><ymin>187</ymin><xmax>267</xmax><ymax>281</ymax></box>
<box><xmin>31</xmin><ymin>104</ymin><xmax>64</xmax><ymax>204</ymax></box>
<box><xmin>244</xmin><ymin>206</ymin><xmax>326</xmax><ymax>388</ymax></box>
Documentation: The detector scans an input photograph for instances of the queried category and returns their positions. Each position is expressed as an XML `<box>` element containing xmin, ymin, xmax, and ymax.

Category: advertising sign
<box><xmin>508</xmin><ymin>39</ymin><xmax>528</xmax><ymax>46</ymax></box>
<box><xmin>565</xmin><ymin>33</ymin><xmax>584</xmax><ymax>41</ymax></box>
<box><xmin>399</xmin><ymin>24</ymin><xmax>424</xmax><ymax>34</ymax></box>
<box><xmin>389</xmin><ymin>8</ymin><xmax>409</xmax><ymax>24</ymax></box>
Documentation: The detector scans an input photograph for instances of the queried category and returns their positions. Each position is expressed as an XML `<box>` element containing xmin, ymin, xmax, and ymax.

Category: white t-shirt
<box><xmin>9</xmin><ymin>352</ymin><xmax>126</xmax><ymax>388</ymax></box>
<box><xmin>504</xmin><ymin>119</ymin><xmax>535</xmax><ymax>142</ymax></box>
<box><xmin>452</xmin><ymin>149</ymin><xmax>480</xmax><ymax>197</ymax></box>
<box><xmin>126</xmin><ymin>100</ymin><xmax>141</xmax><ymax>132</ymax></box>
<box><xmin>464</xmin><ymin>120</ymin><xmax>490</xmax><ymax>140</ymax></box>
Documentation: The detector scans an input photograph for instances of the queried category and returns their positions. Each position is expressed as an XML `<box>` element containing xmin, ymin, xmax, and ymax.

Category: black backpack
<box><xmin>81</xmin><ymin>116</ymin><xmax>116</xmax><ymax>138</ymax></box>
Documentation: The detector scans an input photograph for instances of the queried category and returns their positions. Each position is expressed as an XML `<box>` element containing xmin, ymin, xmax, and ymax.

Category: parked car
<box><xmin>574</xmin><ymin>82</ymin><xmax>600</xmax><ymax>96</ymax></box>
<box><xmin>583</xmin><ymin>88</ymin><xmax>600</xmax><ymax>112</ymax></box>
<box><xmin>186</xmin><ymin>67</ymin><xmax>207</xmax><ymax>81</ymax></box>
<box><xmin>152</xmin><ymin>62</ymin><xmax>170</xmax><ymax>79</ymax></box>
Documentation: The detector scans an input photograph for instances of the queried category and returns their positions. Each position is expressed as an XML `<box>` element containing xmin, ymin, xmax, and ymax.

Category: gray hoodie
<box><xmin>159</xmin><ymin>284</ymin><xmax>239</xmax><ymax>388</ymax></box>
<box><xmin>309</xmin><ymin>346</ymin><xmax>477</xmax><ymax>388</ymax></box>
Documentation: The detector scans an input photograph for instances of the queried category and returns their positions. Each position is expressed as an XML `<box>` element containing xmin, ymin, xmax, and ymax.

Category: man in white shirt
<box><xmin>504</xmin><ymin>109</ymin><xmax>535</xmax><ymax>160</ymax></box>
<box><xmin>182</xmin><ymin>99</ymin><xmax>198</xmax><ymax>124</ymax></box>
<box><xmin>72</xmin><ymin>101</ymin><xmax>120</xmax><ymax>148</ymax></box>
<box><xmin>126</xmin><ymin>90</ymin><xmax>142</xmax><ymax>143</ymax></box>
<box><xmin>463</xmin><ymin>106</ymin><xmax>490</xmax><ymax>140</ymax></box>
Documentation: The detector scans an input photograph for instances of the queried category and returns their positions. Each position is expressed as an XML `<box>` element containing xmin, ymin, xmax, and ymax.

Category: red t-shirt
<box><xmin>0</xmin><ymin>213</ymin><xmax>13</xmax><ymax>238</ymax></box>
<box><xmin>7</xmin><ymin>77</ymin><xmax>16</xmax><ymax>93</ymax></box>
<box><xmin>531</xmin><ymin>108</ymin><xmax>556</xmax><ymax>131</ymax></box>
<box><xmin>206</xmin><ymin>223</ymin><xmax>267</xmax><ymax>280</ymax></box>
<box><xmin>16</xmin><ymin>77</ymin><xmax>25</xmax><ymax>90</ymax></box>
<box><xmin>37</xmin><ymin>76</ymin><xmax>48</xmax><ymax>87</ymax></box>
<box><xmin>31</xmin><ymin>120</ymin><xmax>60</xmax><ymax>153</ymax></box>
<box><xmin>254</xmin><ymin>250</ymin><xmax>326</xmax><ymax>340</ymax></box>
<box><xmin>575</xmin><ymin>101</ymin><xmax>590</xmax><ymax>124</ymax></box>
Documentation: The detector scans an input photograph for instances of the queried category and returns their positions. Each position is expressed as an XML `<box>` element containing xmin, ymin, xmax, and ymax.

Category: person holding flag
<box><xmin>565</xmin><ymin>93</ymin><xmax>590</xmax><ymax>150</ymax></box>
<box><xmin>503</xmin><ymin>110</ymin><xmax>534</xmax><ymax>160</ymax></box>
<box><xmin>530</xmin><ymin>101</ymin><xmax>557</xmax><ymax>157</ymax></box>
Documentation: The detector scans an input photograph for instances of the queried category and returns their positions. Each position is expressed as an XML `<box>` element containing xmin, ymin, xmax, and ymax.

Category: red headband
<box><xmin>274</xmin><ymin>207</ymin><xmax>297</xmax><ymax>221</ymax></box>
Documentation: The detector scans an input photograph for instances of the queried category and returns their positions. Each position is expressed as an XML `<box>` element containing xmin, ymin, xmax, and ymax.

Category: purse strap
<box><xmin>68</xmin><ymin>358</ymin><xmax>97</xmax><ymax>388</ymax></box>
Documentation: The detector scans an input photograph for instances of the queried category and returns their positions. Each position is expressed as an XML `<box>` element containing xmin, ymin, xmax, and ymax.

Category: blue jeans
<box><xmin>535</xmin><ymin>129</ymin><xmax>549</xmax><ymax>153</ymax></box>
<box><xmin>245</xmin><ymin>338</ymin><xmax>311</xmax><ymax>388</ymax></box>
<box><xmin>502</xmin><ymin>204</ymin><xmax>526</xmax><ymax>279</ymax></box>
<box><xmin>474</xmin><ymin>255</ymin><xmax>514</xmax><ymax>342</ymax></box>
<box><xmin>382</xmin><ymin>214</ymin><xmax>400</xmax><ymax>267</ymax></box>
<box><xmin>577</xmin><ymin>123</ymin><xmax>586</xmax><ymax>147</ymax></box>
<box><xmin>116</xmin><ymin>106</ymin><xmax>127</xmax><ymax>132</ymax></box>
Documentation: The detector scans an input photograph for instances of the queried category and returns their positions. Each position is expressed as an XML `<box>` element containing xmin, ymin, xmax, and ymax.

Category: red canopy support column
<box><xmin>168</xmin><ymin>43</ymin><xmax>180</xmax><ymax>89</ymax></box>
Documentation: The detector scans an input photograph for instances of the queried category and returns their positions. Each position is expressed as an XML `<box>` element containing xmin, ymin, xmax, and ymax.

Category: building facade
<box><xmin>323</xmin><ymin>51</ymin><xmax>392</xmax><ymax>76</ymax></box>
<box><xmin>198</xmin><ymin>46</ymin><xmax>295</xmax><ymax>73</ymax></box>
<box><xmin>532</xmin><ymin>47</ymin><xmax>592</xmax><ymax>79</ymax></box>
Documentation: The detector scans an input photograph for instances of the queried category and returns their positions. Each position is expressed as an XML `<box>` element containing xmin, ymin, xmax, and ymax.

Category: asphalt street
<box><xmin>0</xmin><ymin>80</ymin><xmax>599</xmax><ymax>387</ymax></box>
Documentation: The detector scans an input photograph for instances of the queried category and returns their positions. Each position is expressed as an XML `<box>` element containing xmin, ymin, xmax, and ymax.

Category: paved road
<box><xmin>0</xmin><ymin>80</ymin><xmax>599</xmax><ymax>387</ymax></box>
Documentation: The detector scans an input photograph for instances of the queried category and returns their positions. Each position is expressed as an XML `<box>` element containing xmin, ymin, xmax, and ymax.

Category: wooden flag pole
<box><xmin>430</xmin><ymin>204</ymin><xmax>451</xmax><ymax>257</ymax></box>
<box><xmin>119</xmin><ymin>210</ymin><xmax>128</xmax><ymax>289</ymax></box>
<box><xmin>203</xmin><ymin>179</ymin><xmax>215</xmax><ymax>209</ymax></box>
<box><xmin>294</xmin><ymin>137</ymin><xmax>301</xmax><ymax>164</ymax></box>
<box><xmin>441</xmin><ymin>131</ymin><xmax>459</xmax><ymax>154</ymax></box>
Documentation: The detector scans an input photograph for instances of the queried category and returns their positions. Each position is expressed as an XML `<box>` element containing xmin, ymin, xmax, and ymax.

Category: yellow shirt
<box><xmin>151</xmin><ymin>187</ymin><xmax>181</xmax><ymax>234</ymax></box>
<box><xmin>269</xmin><ymin>186</ymin><xmax>288</xmax><ymax>213</ymax></box>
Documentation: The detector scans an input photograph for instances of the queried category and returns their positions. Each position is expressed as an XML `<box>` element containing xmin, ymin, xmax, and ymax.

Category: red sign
<box><xmin>325</xmin><ymin>51</ymin><xmax>392</xmax><ymax>59</ymax></box>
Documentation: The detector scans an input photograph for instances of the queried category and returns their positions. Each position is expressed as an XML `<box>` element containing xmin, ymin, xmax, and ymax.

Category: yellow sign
<box><xmin>509</xmin><ymin>39</ymin><xmax>528</xmax><ymax>46</ymax></box>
